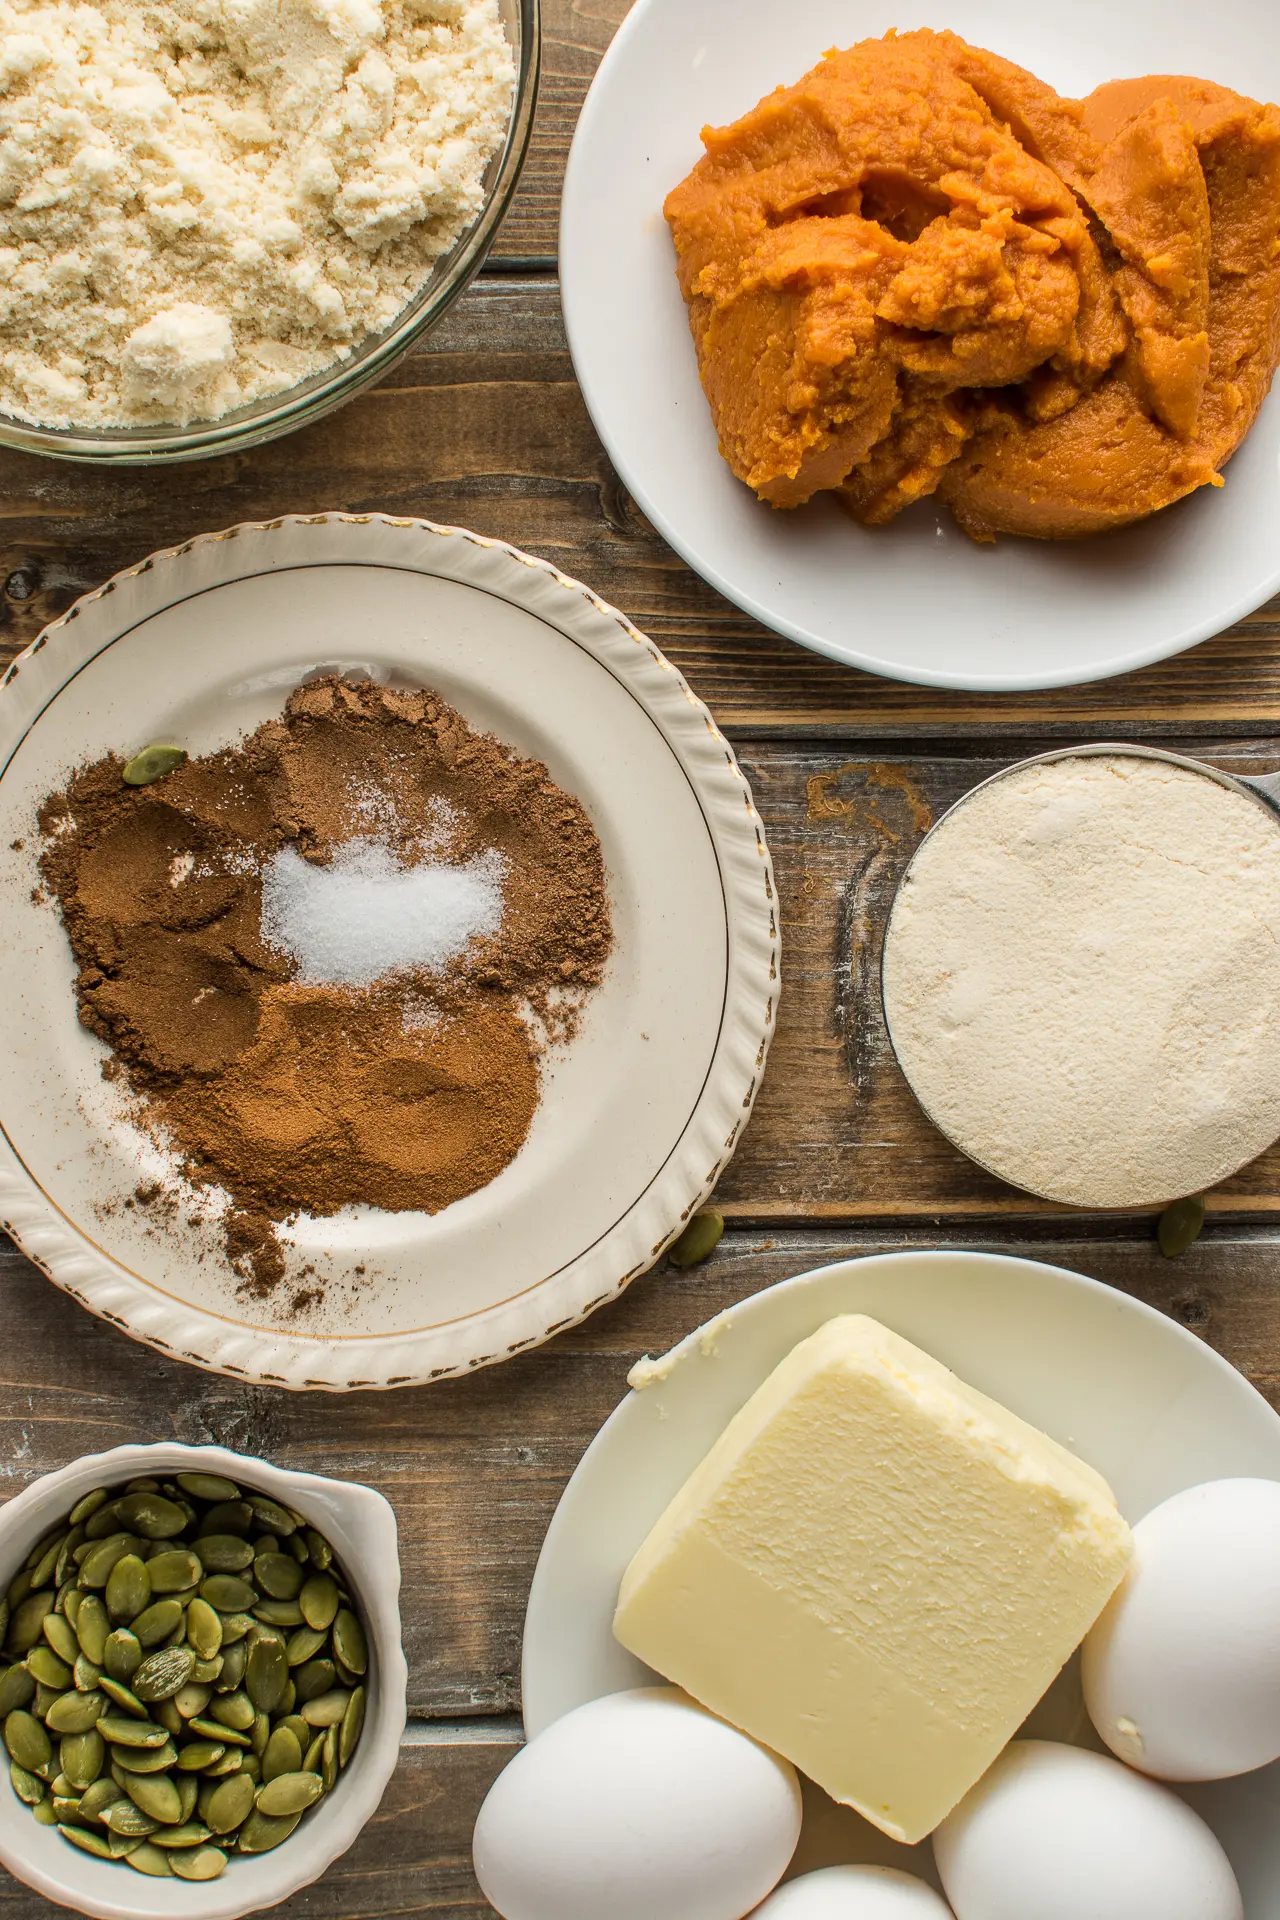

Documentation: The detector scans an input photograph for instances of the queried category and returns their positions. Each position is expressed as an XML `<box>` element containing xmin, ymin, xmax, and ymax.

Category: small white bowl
<box><xmin>0</xmin><ymin>1444</ymin><xmax>407</xmax><ymax>1920</ymax></box>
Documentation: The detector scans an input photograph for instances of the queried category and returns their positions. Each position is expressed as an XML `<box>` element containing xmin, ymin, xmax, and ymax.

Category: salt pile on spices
<box><xmin>37</xmin><ymin>677</ymin><xmax>613</xmax><ymax>1296</ymax></box>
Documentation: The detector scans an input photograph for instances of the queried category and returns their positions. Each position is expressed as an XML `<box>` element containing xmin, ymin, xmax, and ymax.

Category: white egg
<box><xmin>1083</xmin><ymin>1477</ymin><xmax>1280</xmax><ymax>1779</ymax></box>
<box><xmin>753</xmin><ymin>1865</ymin><xmax>954</xmax><ymax>1915</ymax></box>
<box><xmin>472</xmin><ymin>1686</ymin><xmax>802</xmax><ymax>1920</ymax></box>
<box><xmin>933</xmin><ymin>1740</ymin><xmax>1242</xmax><ymax>1920</ymax></box>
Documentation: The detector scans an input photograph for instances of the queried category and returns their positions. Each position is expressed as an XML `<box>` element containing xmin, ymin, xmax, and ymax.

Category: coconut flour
<box><xmin>0</xmin><ymin>0</ymin><xmax>514</xmax><ymax>427</ymax></box>
<box><xmin>882</xmin><ymin>754</ymin><xmax>1280</xmax><ymax>1207</ymax></box>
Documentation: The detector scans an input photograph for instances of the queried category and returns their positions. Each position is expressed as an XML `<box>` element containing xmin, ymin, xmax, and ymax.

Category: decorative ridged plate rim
<box><xmin>0</xmin><ymin>513</ymin><xmax>779</xmax><ymax>1391</ymax></box>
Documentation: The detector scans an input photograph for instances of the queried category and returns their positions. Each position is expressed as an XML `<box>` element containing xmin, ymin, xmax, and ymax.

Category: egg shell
<box><xmin>934</xmin><ymin>1741</ymin><xmax>1242</xmax><ymax>1920</ymax></box>
<box><xmin>472</xmin><ymin>1686</ymin><xmax>802</xmax><ymax>1920</ymax></box>
<box><xmin>754</xmin><ymin>1865</ymin><xmax>954</xmax><ymax>1915</ymax></box>
<box><xmin>1083</xmin><ymin>1477</ymin><xmax>1280</xmax><ymax>1780</ymax></box>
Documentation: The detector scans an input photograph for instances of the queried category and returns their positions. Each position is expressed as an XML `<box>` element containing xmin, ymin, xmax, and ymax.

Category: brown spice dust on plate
<box><xmin>38</xmin><ymin>677</ymin><xmax>613</xmax><ymax>1296</ymax></box>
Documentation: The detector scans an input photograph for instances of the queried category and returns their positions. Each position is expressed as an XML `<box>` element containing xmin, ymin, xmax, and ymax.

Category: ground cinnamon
<box><xmin>38</xmin><ymin>677</ymin><xmax>612</xmax><ymax>1296</ymax></box>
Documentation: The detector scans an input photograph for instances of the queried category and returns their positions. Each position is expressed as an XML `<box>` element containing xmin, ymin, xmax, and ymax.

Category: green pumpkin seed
<box><xmin>102</xmin><ymin>1629</ymin><xmax>142</xmax><ymax>1682</ymax></box>
<box><xmin>279</xmin><ymin>1714</ymin><xmax>310</xmax><ymax>1750</ymax></box>
<box><xmin>145</xmin><ymin>1550</ymin><xmax>202</xmax><ymax>1594</ymax></box>
<box><xmin>251</xmin><ymin>1598</ymin><xmax>303</xmax><ymax>1627</ymax></box>
<box><xmin>196</xmin><ymin>1535</ymin><xmax>253</xmax><ymax>1574</ymax></box>
<box><xmin>149</xmin><ymin>1821</ymin><xmax>212</xmax><ymax>1849</ymax></box>
<box><xmin>668</xmin><ymin>1208</ymin><xmax>725</xmax><ymax>1268</ymax></box>
<box><xmin>176</xmin><ymin>1474</ymin><xmax>241</xmax><ymax>1504</ymax></box>
<box><xmin>132</xmin><ymin>1647</ymin><xmax>194</xmax><ymax>1702</ymax></box>
<box><xmin>208</xmin><ymin>1691</ymin><xmax>255</xmax><ymax>1732</ymax></box>
<box><xmin>32</xmin><ymin>1797</ymin><xmax>58</xmax><ymax>1825</ymax></box>
<box><xmin>205</xmin><ymin>1770</ymin><xmax>256</xmax><ymax>1833</ymax></box>
<box><xmin>75</xmin><ymin>1596</ymin><xmax>110</xmax><ymax>1666</ymax></box>
<box><xmin>322</xmin><ymin>1723</ymin><xmax>339</xmax><ymax>1792</ymax></box>
<box><xmin>5</xmin><ymin>1710</ymin><xmax>51</xmax><ymax>1772</ymax></box>
<box><xmin>299</xmin><ymin>1689</ymin><xmax>350</xmax><ymax>1729</ymax></box>
<box><xmin>256</xmin><ymin>1768</ymin><xmax>323</xmax><ymax>1818</ymax></box>
<box><xmin>0</xmin><ymin>1664</ymin><xmax>35</xmax><ymax>1716</ymax></box>
<box><xmin>247</xmin><ymin>1498</ymin><xmax>296</xmax><ymax>1537</ymax></box>
<box><xmin>40</xmin><ymin>1613</ymin><xmax>79</xmax><ymax>1667</ymax></box>
<box><xmin>54</xmin><ymin>1531</ymin><xmax>85</xmax><ymax>1592</ymax></box>
<box><xmin>200</xmin><ymin>1575</ymin><xmax>255</xmax><ymax>1613</ymax></box>
<box><xmin>179</xmin><ymin>1599</ymin><xmax>220</xmax><ymax>1666</ymax></box>
<box><xmin>284</xmin><ymin>1625</ymin><xmax>326</xmax><ymax>1668</ymax></box>
<box><xmin>99</xmin><ymin>1677</ymin><xmax>147</xmax><ymax>1717</ymax></box>
<box><xmin>45</xmin><ymin>1691</ymin><xmax>106</xmax><ymax>1735</ymax></box>
<box><xmin>244</xmin><ymin>1637</ymin><xmax>288</xmax><ymax>1715</ymax></box>
<box><xmin>111</xmin><ymin>1741</ymin><xmax>177</xmax><ymax>1776</ymax></box>
<box><xmin>215</xmin><ymin>1640</ymin><xmax>247</xmax><ymax>1691</ymax></box>
<box><xmin>78</xmin><ymin>1778</ymin><xmax>123</xmax><ymax>1821</ymax></box>
<box><xmin>60</xmin><ymin>1730</ymin><xmax>105</xmax><ymax>1790</ymax></box>
<box><xmin>176</xmin><ymin>1773</ymin><xmax>199</xmax><ymax>1823</ymax></box>
<box><xmin>33</xmin><ymin>1683</ymin><xmax>61</xmax><ymax>1719</ymax></box>
<box><xmin>10</xmin><ymin>1761</ymin><xmax>45</xmax><ymax>1805</ymax></box>
<box><xmin>259</xmin><ymin>1726</ymin><xmax>301</xmax><ymax>1785</ymax></box>
<box><xmin>304</xmin><ymin>1530</ymin><xmax>332</xmax><ymax>1571</ymax></box>
<box><xmin>191</xmin><ymin>1658</ymin><xmax>222</xmax><ymax>1685</ymax></box>
<box><xmin>79</xmin><ymin>1537</ymin><xmax>138</xmax><ymax>1588</ymax></box>
<box><xmin>105</xmin><ymin>1556</ymin><xmax>150</xmax><ymax>1625</ymax></box>
<box><xmin>5</xmin><ymin>1568</ymin><xmax>31</xmax><ymax>1609</ymax></box>
<box><xmin>122</xmin><ymin>1771</ymin><xmax>181</xmax><ymax>1825</ymax></box>
<box><xmin>131</xmin><ymin>1599</ymin><xmax>184</xmax><ymax>1649</ymax></box>
<box><xmin>105</xmin><ymin>1797</ymin><xmax>159</xmax><ymax>1836</ymax></box>
<box><xmin>253</xmin><ymin>1553</ymin><xmax>303</xmax><ymax>1601</ymax></box>
<box><xmin>332</xmin><ymin>1609</ymin><xmax>367</xmax><ymax>1676</ymax></box>
<box><xmin>83</xmin><ymin>1507</ymin><xmax>126</xmax><ymax>1542</ymax></box>
<box><xmin>7</xmin><ymin>1591</ymin><xmax>54</xmax><ymax>1654</ymax></box>
<box><xmin>292</xmin><ymin>1658</ymin><xmax>335</xmax><ymax>1705</ymax></box>
<box><xmin>175</xmin><ymin>1740</ymin><xmax>224</xmax><ymax>1772</ymax></box>
<box><xmin>69</xmin><ymin>1490</ymin><xmax>110</xmax><ymax>1528</ymax></box>
<box><xmin>96</xmin><ymin>1714</ymin><xmax>169</xmax><ymax>1749</ymax></box>
<box><xmin>173</xmin><ymin>1683</ymin><xmax>211</xmax><ymax>1720</ymax></box>
<box><xmin>198</xmin><ymin>1502</ymin><xmax>252</xmax><ymax>1538</ymax></box>
<box><xmin>238</xmin><ymin>1807</ymin><xmax>302</xmax><ymax>1854</ymax></box>
<box><xmin>121</xmin><ymin>745</ymin><xmax>187</xmax><ymax>789</ymax></box>
<box><xmin>339</xmin><ymin>1686</ymin><xmax>364</xmax><ymax>1768</ymax></box>
<box><xmin>172</xmin><ymin>1844</ymin><xmax>227</xmax><ymax>1880</ymax></box>
<box><xmin>60</xmin><ymin>1590</ymin><xmax>82</xmax><ymax>1629</ymax></box>
<box><xmin>59</xmin><ymin>1823</ymin><xmax>114</xmax><ymax>1858</ymax></box>
<box><xmin>203</xmin><ymin>1749</ymin><xmax>243</xmax><ymax>1777</ymax></box>
<box><xmin>298</xmin><ymin>1573</ymin><xmax>339</xmax><ymax>1631</ymax></box>
<box><xmin>125</xmin><ymin>1840</ymin><xmax>174</xmax><ymax>1876</ymax></box>
<box><xmin>187</xmin><ymin>1715</ymin><xmax>250</xmax><ymax>1749</ymax></box>
<box><xmin>73</xmin><ymin>1655</ymin><xmax>103</xmax><ymax>1693</ymax></box>
<box><xmin>217</xmin><ymin>1612</ymin><xmax>254</xmax><ymax>1646</ymax></box>
<box><xmin>302</xmin><ymin>1731</ymin><xmax>324</xmax><ymax>1774</ymax></box>
<box><xmin>26</xmin><ymin>1646</ymin><xmax>72</xmax><ymax>1690</ymax></box>
<box><xmin>1158</xmin><ymin>1194</ymin><xmax>1207</xmax><ymax>1259</ymax></box>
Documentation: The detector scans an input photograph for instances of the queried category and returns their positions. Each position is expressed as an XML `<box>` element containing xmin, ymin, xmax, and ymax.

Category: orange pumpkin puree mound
<box><xmin>663</xmin><ymin>30</ymin><xmax>1280</xmax><ymax>541</ymax></box>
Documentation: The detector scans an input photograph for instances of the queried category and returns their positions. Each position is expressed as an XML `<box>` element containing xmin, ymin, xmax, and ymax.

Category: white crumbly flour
<box><xmin>0</xmin><ymin>0</ymin><xmax>514</xmax><ymax>427</ymax></box>
<box><xmin>882</xmin><ymin>755</ymin><xmax>1280</xmax><ymax>1207</ymax></box>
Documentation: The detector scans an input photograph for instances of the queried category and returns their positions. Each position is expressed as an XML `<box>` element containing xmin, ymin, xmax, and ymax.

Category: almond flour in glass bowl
<box><xmin>0</xmin><ymin>0</ymin><xmax>538</xmax><ymax>466</ymax></box>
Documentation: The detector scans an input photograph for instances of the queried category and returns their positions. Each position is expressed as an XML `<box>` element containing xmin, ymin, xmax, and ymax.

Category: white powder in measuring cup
<box><xmin>882</xmin><ymin>753</ymin><xmax>1280</xmax><ymax>1207</ymax></box>
<box><xmin>0</xmin><ymin>0</ymin><xmax>514</xmax><ymax>428</ymax></box>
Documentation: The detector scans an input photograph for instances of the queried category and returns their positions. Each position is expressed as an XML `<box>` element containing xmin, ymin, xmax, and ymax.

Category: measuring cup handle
<box><xmin>1239</xmin><ymin>769</ymin><xmax>1280</xmax><ymax>812</ymax></box>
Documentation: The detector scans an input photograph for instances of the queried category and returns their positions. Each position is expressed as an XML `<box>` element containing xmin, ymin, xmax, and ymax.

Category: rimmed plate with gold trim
<box><xmin>0</xmin><ymin>515</ymin><xmax>777</xmax><ymax>1390</ymax></box>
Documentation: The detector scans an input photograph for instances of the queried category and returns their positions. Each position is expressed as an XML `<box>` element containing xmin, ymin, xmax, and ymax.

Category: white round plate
<box><xmin>523</xmin><ymin>1251</ymin><xmax>1280</xmax><ymax>1912</ymax></box>
<box><xmin>0</xmin><ymin>514</ymin><xmax>777</xmax><ymax>1390</ymax></box>
<box><xmin>560</xmin><ymin>0</ymin><xmax>1280</xmax><ymax>692</ymax></box>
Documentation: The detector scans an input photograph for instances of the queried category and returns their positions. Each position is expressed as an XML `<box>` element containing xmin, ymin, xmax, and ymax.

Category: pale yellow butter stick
<box><xmin>614</xmin><ymin>1315</ymin><xmax>1133</xmax><ymax>1843</ymax></box>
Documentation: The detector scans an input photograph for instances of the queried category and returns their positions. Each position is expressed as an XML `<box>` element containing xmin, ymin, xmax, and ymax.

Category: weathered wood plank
<box><xmin>0</xmin><ymin>1729</ymin><xmax>517</xmax><ymax>1918</ymax></box>
<box><xmin>2</xmin><ymin>1223</ymin><xmax>1278</xmax><ymax>1729</ymax></box>
<box><xmin>2</xmin><ymin>278</ymin><xmax>1279</xmax><ymax>734</ymax></box>
<box><xmin>491</xmin><ymin>0</ymin><xmax>630</xmax><ymax>265</ymax></box>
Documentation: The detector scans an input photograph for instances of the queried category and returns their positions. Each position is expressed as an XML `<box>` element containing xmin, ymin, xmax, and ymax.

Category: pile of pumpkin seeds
<box><xmin>0</xmin><ymin>1470</ymin><xmax>368</xmax><ymax>1881</ymax></box>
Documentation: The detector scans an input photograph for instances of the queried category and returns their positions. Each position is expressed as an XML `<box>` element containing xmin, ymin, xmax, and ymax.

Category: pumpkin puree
<box><xmin>665</xmin><ymin>31</ymin><xmax>1280</xmax><ymax>539</ymax></box>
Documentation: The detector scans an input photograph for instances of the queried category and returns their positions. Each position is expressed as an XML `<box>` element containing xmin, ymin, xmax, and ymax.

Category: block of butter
<box><xmin>614</xmin><ymin>1314</ymin><xmax>1133</xmax><ymax>1843</ymax></box>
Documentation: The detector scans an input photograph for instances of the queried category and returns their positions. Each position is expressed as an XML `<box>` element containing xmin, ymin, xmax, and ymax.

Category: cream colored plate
<box><xmin>524</xmin><ymin>1251</ymin><xmax>1280</xmax><ymax>1913</ymax></box>
<box><xmin>0</xmin><ymin>515</ymin><xmax>777</xmax><ymax>1390</ymax></box>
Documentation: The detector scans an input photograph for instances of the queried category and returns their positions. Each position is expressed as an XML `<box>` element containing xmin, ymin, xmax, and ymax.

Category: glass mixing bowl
<box><xmin>0</xmin><ymin>0</ymin><xmax>539</xmax><ymax>466</ymax></box>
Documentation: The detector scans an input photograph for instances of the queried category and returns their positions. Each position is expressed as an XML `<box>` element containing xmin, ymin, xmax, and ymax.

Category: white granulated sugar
<box><xmin>0</xmin><ymin>0</ymin><xmax>514</xmax><ymax>427</ymax></box>
<box><xmin>262</xmin><ymin>837</ymin><xmax>504</xmax><ymax>986</ymax></box>
<box><xmin>882</xmin><ymin>755</ymin><xmax>1280</xmax><ymax>1207</ymax></box>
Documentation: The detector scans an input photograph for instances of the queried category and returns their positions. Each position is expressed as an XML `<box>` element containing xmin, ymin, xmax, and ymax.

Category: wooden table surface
<box><xmin>3</xmin><ymin>3</ymin><xmax>1280</xmax><ymax>1912</ymax></box>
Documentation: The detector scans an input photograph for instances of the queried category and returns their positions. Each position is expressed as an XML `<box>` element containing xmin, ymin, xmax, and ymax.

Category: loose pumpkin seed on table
<box><xmin>0</xmin><ymin>1473</ymin><xmax>368</xmax><ymax>1880</ymax></box>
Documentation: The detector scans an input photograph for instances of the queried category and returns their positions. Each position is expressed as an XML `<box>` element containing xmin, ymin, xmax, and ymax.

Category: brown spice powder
<box><xmin>38</xmin><ymin>677</ymin><xmax>613</xmax><ymax>1294</ymax></box>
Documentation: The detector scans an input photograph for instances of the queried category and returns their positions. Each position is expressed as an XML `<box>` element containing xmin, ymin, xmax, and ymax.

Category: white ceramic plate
<box><xmin>0</xmin><ymin>515</ymin><xmax>777</xmax><ymax>1390</ymax></box>
<box><xmin>560</xmin><ymin>0</ymin><xmax>1280</xmax><ymax>692</ymax></box>
<box><xmin>523</xmin><ymin>1251</ymin><xmax>1280</xmax><ymax>1911</ymax></box>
